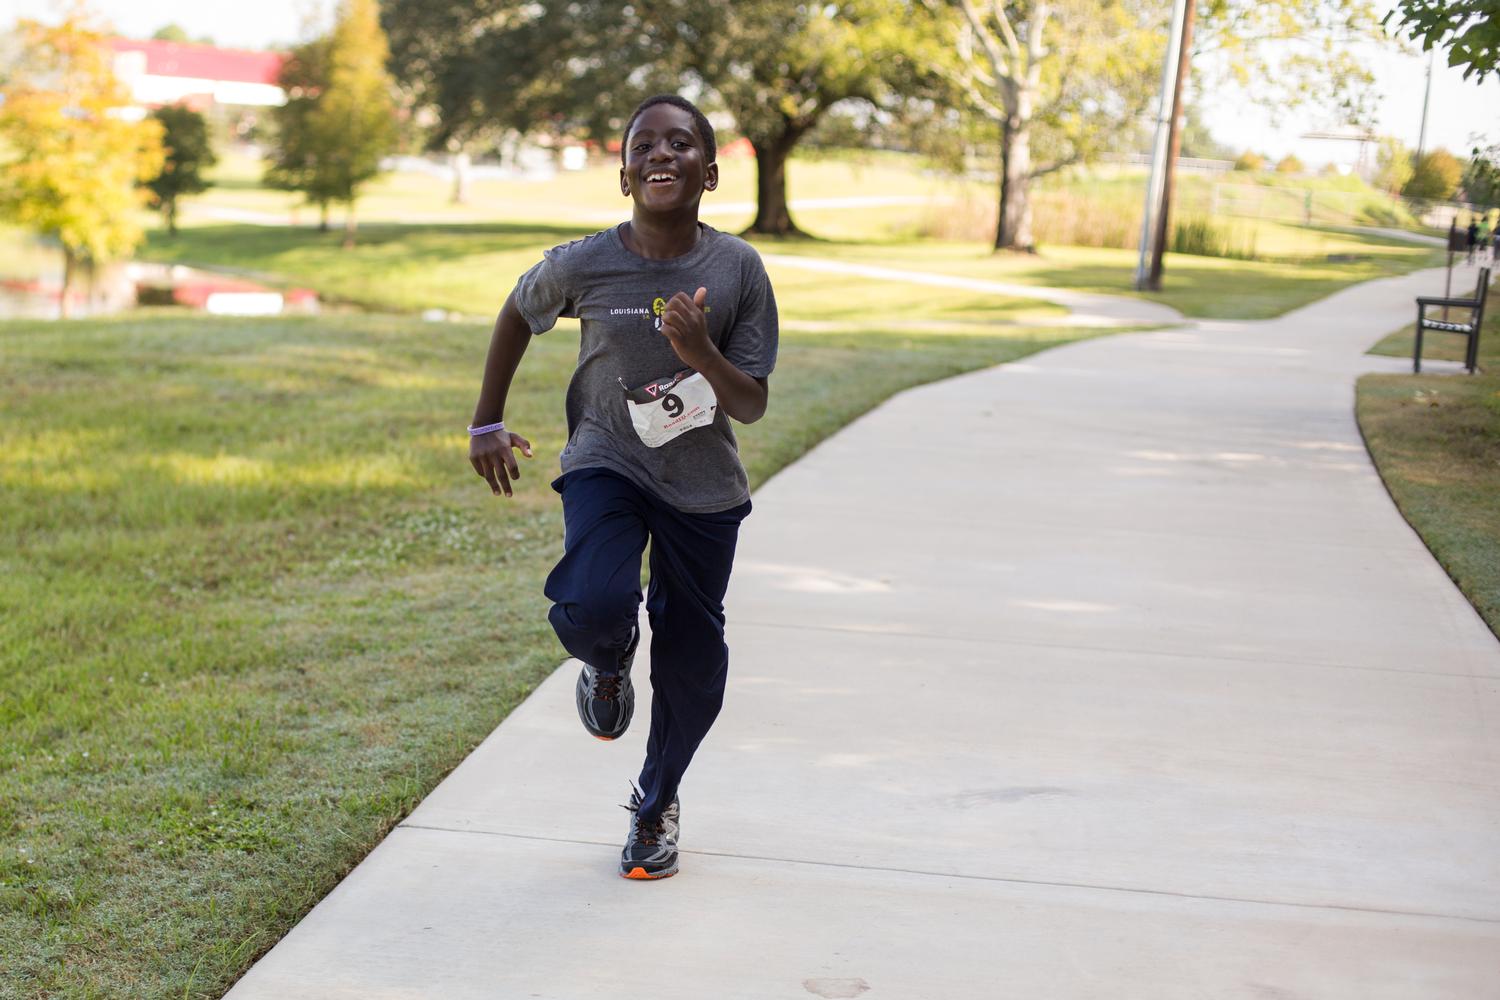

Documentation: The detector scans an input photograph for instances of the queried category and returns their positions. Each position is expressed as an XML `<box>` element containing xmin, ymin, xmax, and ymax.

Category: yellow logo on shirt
<box><xmin>648</xmin><ymin>293</ymin><xmax>709</xmax><ymax>331</ymax></box>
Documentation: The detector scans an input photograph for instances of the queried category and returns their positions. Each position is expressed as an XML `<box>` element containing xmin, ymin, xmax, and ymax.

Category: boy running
<box><xmin>467</xmin><ymin>95</ymin><xmax>778</xmax><ymax>880</ymax></box>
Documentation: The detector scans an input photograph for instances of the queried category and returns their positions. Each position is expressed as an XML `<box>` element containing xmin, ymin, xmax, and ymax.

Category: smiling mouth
<box><xmin>644</xmin><ymin>172</ymin><xmax>679</xmax><ymax>186</ymax></box>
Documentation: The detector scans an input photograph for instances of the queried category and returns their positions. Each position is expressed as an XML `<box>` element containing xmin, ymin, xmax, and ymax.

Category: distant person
<box><xmin>467</xmin><ymin>95</ymin><xmax>778</xmax><ymax>880</ymax></box>
<box><xmin>1467</xmin><ymin>219</ymin><xmax>1479</xmax><ymax>264</ymax></box>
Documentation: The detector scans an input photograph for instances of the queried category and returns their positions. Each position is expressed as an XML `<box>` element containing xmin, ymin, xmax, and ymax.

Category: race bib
<box><xmin>621</xmin><ymin>369</ymin><xmax>718</xmax><ymax>448</ymax></box>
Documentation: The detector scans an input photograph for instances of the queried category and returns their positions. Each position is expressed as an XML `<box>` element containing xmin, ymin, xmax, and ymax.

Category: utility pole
<box><xmin>1135</xmin><ymin>0</ymin><xmax>1189</xmax><ymax>291</ymax></box>
<box><xmin>1147</xmin><ymin>0</ymin><xmax>1198</xmax><ymax>291</ymax></box>
<box><xmin>1416</xmin><ymin>47</ymin><xmax>1434</xmax><ymax>162</ymax></box>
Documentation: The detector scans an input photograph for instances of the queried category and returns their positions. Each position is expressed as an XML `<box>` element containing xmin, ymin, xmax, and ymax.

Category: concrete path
<box><xmin>226</xmin><ymin>263</ymin><xmax>1498</xmax><ymax>1000</ymax></box>
<box><xmin>761</xmin><ymin>253</ymin><xmax>1185</xmax><ymax>327</ymax></box>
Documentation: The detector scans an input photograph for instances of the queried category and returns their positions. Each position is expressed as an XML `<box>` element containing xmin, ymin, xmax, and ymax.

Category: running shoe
<box><xmin>620</xmin><ymin>784</ymin><xmax>679</xmax><ymax>880</ymax></box>
<box><xmin>574</xmin><ymin>626</ymin><xmax>638</xmax><ymax>740</ymax></box>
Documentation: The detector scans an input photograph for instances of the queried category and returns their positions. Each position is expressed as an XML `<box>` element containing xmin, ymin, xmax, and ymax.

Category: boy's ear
<box><xmin>704</xmin><ymin>162</ymin><xmax>719</xmax><ymax>192</ymax></box>
<box><xmin>620</xmin><ymin>165</ymin><xmax>630</xmax><ymax>197</ymax></box>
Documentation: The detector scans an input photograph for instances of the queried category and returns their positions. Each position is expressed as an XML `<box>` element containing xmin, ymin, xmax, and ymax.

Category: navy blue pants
<box><xmin>545</xmin><ymin>468</ymin><xmax>751</xmax><ymax>823</ymax></box>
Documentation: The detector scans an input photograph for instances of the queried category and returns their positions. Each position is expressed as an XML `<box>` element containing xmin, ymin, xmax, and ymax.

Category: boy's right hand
<box><xmin>469</xmin><ymin>430</ymin><xmax>534</xmax><ymax>498</ymax></box>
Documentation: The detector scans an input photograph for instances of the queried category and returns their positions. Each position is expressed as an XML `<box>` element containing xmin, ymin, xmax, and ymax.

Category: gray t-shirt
<box><xmin>513</xmin><ymin>223</ymin><xmax>779</xmax><ymax>513</ymax></box>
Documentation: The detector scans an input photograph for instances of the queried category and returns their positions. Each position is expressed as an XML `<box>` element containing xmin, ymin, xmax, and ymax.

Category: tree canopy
<box><xmin>1385</xmin><ymin>0</ymin><xmax>1500</xmax><ymax>82</ymax></box>
<box><xmin>266</xmin><ymin>0</ymin><xmax>398</xmax><ymax>242</ymax></box>
<box><xmin>1463</xmin><ymin>144</ymin><xmax>1500</xmax><ymax>209</ymax></box>
<box><xmin>0</xmin><ymin>9</ymin><xmax>164</xmax><ymax>315</ymax></box>
<box><xmin>383</xmin><ymin>0</ymin><xmax>673</xmax><ymax>152</ymax></box>
<box><xmin>1195</xmin><ymin>0</ymin><xmax>1381</xmax><ymax>128</ymax></box>
<box><xmin>637</xmin><ymin>0</ymin><xmax>940</xmax><ymax>234</ymax></box>
<box><xmin>145</xmin><ymin>105</ymin><xmax>217</xmax><ymax>235</ymax></box>
<box><xmin>924</xmin><ymin>0</ymin><xmax>1166</xmax><ymax>249</ymax></box>
<box><xmin>1403</xmin><ymin>148</ymin><xmax>1463</xmax><ymax>201</ymax></box>
<box><xmin>1373</xmin><ymin>137</ymin><xmax>1415</xmax><ymax>196</ymax></box>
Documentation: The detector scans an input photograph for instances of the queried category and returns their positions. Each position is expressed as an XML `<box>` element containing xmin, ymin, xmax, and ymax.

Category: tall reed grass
<box><xmin>913</xmin><ymin>182</ymin><xmax>1257</xmax><ymax>259</ymax></box>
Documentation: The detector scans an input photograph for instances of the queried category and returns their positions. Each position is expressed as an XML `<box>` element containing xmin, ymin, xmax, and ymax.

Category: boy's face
<box><xmin>620</xmin><ymin>104</ymin><xmax>718</xmax><ymax>213</ymax></box>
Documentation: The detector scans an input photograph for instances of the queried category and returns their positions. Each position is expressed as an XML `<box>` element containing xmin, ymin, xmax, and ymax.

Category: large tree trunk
<box><xmin>994</xmin><ymin>116</ymin><xmax>1035</xmax><ymax>251</ymax></box>
<box><xmin>319</xmin><ymin>201</ymin><xmax>331</xmax><ymax>232</ymax></box>
<box><xmin>166</xmin><ymin>199</ymin><xmax>178</xmax><ymax>236</ymax></box>
<box><xmin>746</xmin><ymin>135</ymin><xmax>805</xmax><ymax>237</ymax></box>
<box><xmin>993</xmin><ymin>8</ymin><xmax>1045</xmax><ymax>253</ymax></box>
<box><xmin>450</xmin><ymin>149</ymin><xmax>472</xmax><ymax>205</ymax></box>
<box><xmin>59</xmin><ymin>247</ymin><xmax>77</xmax><ymax>320</ymax></box>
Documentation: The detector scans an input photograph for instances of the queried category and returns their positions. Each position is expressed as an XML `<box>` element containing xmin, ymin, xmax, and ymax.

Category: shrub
<box><xmin>1404</xmin><ymin>149</ymin><xmax>1463</xmax><ymax>201</ymax></box>
<box><xmin>911</xmin><ymin>185</ymin><xmax>1142</xmax><ymax>248</ymax></box>
<box><xmin>1275</xmin><ymin>155</ymin><xmax>1305</xmax><ymax>174</ymax></box>
<box><xmin>1170</xmin><ymin>215</ymin><xmax>1257</xmax><ymax>259</ymax></box>
<box><xmin>1234</xmin><ymin>151</ymin><xmax>1265</xmax><ymax>172</ymax></box>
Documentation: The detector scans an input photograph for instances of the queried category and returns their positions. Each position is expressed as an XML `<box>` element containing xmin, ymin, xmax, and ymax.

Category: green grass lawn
<box><xmin>140</xmin><ymin>221</ymin><xmax>1069</xmax><ymax>326</ymax></box>
<box><xmin>0</xmin><ymin>309</ymin><xmax>1091</xmax><ymax>998</ymax></box>
<box><xmin>755</xmin><ymin>232</ymin><xmax>1445</xmax><ymax>320</ymax></box>
<box><xmin>0</xmin><ymin>142</ymin><xmax>1456</xmax><ymax>997</ymax></box>
<box><xmin>142</xmin><ymin>218</ymin><xmax>1441</xmax><ymax>324</ymax></box>
<box><xmin>179</xmin><ymin>149</ymin><xmax>977</xmax><ymax>239</ymax></box>
<box><xmin>136</xmin><ymin>149</ymin><xmax>1440</xmax><ymax>323</ymax></box>
<box><xmin>1356</xmin><ymin>283</ymin><xmax>1500</xmax><ymax>639</ymax></box>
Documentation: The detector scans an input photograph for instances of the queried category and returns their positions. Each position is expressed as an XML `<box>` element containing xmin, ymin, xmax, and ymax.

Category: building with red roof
<box><xmin>108</xmin><ymin>38</ymin><xmax>286</xmax><ymax>110</ymax></box>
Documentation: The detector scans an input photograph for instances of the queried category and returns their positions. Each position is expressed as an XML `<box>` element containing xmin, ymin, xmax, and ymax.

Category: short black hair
<box><xmin>621</xmin><ymin>94</ymin><xmax>716</xmax><ymax>166</ymax></box>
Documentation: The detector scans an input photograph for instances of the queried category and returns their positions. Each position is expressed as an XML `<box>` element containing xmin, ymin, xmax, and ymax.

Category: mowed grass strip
<box><xmin>0</xmin><ymin>310</ymin><xmax>1089</xmax><ymax>998</ymax></box>
<box><xmin>1356</xmin><ymin>284</ymin><xmax>1500</xmax><ymax>638</ymax></box>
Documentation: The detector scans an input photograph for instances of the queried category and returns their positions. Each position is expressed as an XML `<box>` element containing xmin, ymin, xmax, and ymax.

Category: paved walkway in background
<box><xmin>762</xmin><ymin>253</ymin><xmax>1185</xmax><ymax>327</ymax></box>
<box><xmin>226</xmin><ymin>263</ymin><xmax>1498</xmax><ymax>1000</ymax></box>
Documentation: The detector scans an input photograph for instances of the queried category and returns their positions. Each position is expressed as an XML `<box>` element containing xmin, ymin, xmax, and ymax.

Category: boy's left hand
<box><xmin>659</xmin><ymin>287</ymin><xmax>718</xmax><ymax>370</ymax></box>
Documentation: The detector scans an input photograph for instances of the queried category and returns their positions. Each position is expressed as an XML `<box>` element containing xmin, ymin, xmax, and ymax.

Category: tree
<box><xmin>1373</xmin><ymin>137</ymin><xmax>1414</xmax><ymax>195</ymax></box>
<box><xmin>384</xmin><ymin>0</ymin><xmax>671</xmax><ymax>205</ymax></box>
<box><xmin>265</xmin><ymin>0</ymin><xmax>397</xmax><ymax>245</ymax></box>
<box><xmin>145</xmin><ymin>105</ymin><xmax>216</xmax><ymax>235</ymax></box>
<box><xmin>1179</xmin><ymin>105</ymin><xmax>1233</xmax><ymax>160</ymax></box>
<box><xmin>1233</xmin><ymin>151</ymin><xmax>1266</xmax><ymax>172</ymax></box>
<box><xmin>1194</xmin><ymin>1</ymin><xmax>1381</xmax><ymax>130</ymax></box>
<box><xmin>925</xmin><ymin>0</ymin><xmax>1167</xmax><ymax>251</ymax></box>
<box><xmin>387</xmin><ymin>0</ymin><xmax>937</xmax><ymax>236</ymax></box>
<box><xmin>1403</xmin><ymin>148</ymin><xmax>1462</xmax><ymax>201</ymax></box>
<box><xmin>267</xmin><ymin>37</ymin><xmax>339</xmax><ymax>229</ymax></box>
<box><xmin>0</xmin><ymin>8</ymin><xmax>164</xmax><ymax>317</ymax></box>
<box><xmin>635</xmin><ymin>0</ymin><xmax>939</xmax><ymax>236</ymax></box>
<box><xmin>1385</xmin><ymin>0</ymin><xmax>1500</xmax><ymax>82</ymax></box>
<box><xmin>151</xmin><ymin>24</ymin><xmax>214</xmax><ymax>45</ymax></box>
<box><xmin>1275</xmin><ymin>154</ymin><xmax>1305</xmax><ymax>174</ymax></box>
<box><xmin>1463</xmin><ymin>144</ymin><xmax>1500</xmax><ymax>209</ymax></box>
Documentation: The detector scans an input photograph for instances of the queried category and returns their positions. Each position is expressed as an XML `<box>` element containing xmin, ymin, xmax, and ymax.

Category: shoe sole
<box><xmin>621</xmin><ymin>865</ymin><xmax>678</xmax><ymax>880</ymax></box>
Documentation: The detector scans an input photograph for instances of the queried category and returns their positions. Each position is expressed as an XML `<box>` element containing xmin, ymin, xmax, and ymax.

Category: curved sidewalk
<box><xmin>761</xmin><ymin>252</ymin><xmax>1186</xmax><ymax>327</ymax></box>
<box><xmin>227</xmin><ymin>265</ymin><xmax>1498</xmax><ymax>999</ymax></box>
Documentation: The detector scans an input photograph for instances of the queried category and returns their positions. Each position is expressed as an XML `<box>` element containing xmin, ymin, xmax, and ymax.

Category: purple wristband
<box><xmin>468</xmin><ymin>420</ymin><xmax>507</xmax><ymax>437</ymax></box>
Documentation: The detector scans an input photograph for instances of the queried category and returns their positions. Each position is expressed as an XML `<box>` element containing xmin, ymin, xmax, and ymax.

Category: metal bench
<box><xmin>1414</xmin><ymin>266</ymin><xmax>1489</xmax><ymax>374</ymax></box>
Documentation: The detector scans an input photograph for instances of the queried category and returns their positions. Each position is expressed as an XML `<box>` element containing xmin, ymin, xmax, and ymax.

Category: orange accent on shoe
<box><xmin>594</xmin><ymin>735</ymin><xmax>615</xmax><ymax>742</ymax></box>
<box><xmin>622</xmin><ymin>866</ymin><xmax>676</xmax><ymax>880</ymax></box>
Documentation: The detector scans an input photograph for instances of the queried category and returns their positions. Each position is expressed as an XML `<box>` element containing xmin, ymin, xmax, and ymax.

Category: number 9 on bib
<box><xmin>621</xmin><ymin>369</ymin><xmax>719</xmax><ymax>448</ymax></box>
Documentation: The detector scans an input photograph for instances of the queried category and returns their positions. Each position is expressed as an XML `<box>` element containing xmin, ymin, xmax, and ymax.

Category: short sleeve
<box><xmin>512</xmin><ymin>244</ymin><xmax>578</xmax><ymax>335</ymax></box>
<box><xmin>722</xmin><ymin>253</ymin><xmax>778</xmax><ymax>379</ymax></box>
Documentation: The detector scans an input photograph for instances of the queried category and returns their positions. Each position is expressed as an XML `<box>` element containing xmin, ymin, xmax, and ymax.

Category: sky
<box><xmin>9</xmin><ymin>0</ymin><xmax>1498</xmax><ymax>169</ymax></box>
